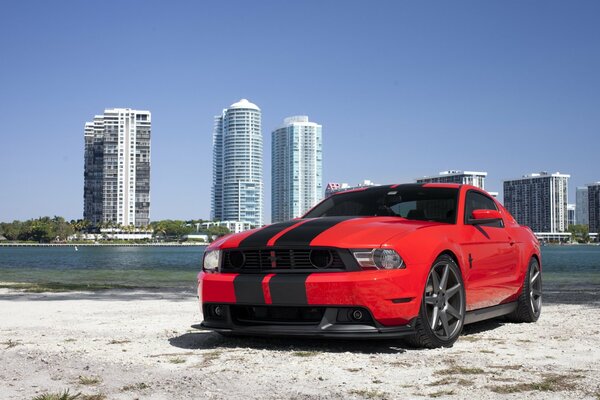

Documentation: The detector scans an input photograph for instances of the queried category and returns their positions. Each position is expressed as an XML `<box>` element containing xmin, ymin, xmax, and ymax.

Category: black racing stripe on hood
<box><xmin>269</xmin><ymin>274</ymin><xmax>309</xmax><ymax>305</ymax></box>
<box><xmin>273</xmin><ymin>216</ymin><xmax>355</xmax><ymax>247</ymax></box>
<box><xmin>233</xmin><ymin>274</ymin><xmax>265</xmax><ymax>304</ymax></box>
<box><xmin>237</xmin><ymin>220</ymin><xmax>301</xmax><ymax>248</ymax></box>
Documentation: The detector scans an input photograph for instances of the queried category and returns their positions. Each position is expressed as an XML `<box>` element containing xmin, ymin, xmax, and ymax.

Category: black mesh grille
<box><xmin>231</xmin><ymin>305</ymin><xmax>326</xmax><ymax>325</ymax></box>
<box><xmin>221</xmin><ymin>248</ymin><xmax>346</xmax><ymax>272</ymax></box>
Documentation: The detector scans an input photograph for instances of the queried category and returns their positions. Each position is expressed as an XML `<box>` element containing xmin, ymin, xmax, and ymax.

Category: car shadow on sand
<box><xmin>169</xmin><ymin>317</ymin><xmax>508</xmax><ymax>354</ymax></box>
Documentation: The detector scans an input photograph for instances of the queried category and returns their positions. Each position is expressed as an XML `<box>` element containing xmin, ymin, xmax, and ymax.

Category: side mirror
<box><xmin>470</xmin><ymin>209</ymin><xmax>503</xmax><ymax>225</ymax></box>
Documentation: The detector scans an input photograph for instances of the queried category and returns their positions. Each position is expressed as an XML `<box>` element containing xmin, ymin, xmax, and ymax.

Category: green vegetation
<box><xmin>0</xmin><ymin>217</ymin><xmax>74</xmax><ymax>242</ymax></box>
<box><xmin>488</xmin><ymin>373</ymin><xmax>582</xmax><ymax>393</ymax></box>
<box><xmin>0</xmin><ymin>216</ymin><xmax>229</xmax><ymax>243</ymax></box>
<box><xmin>121</xmin><ymin>382</ymin><xmax>150</xmax><ymax>391</ymax></box>
<box><xmin>77</xmin><ymin>376</ymin><xmax>101</xmax><ymax>385</ymax></box>
<box><xmin>347</xmin><ymin>389</ymin><xmax>388</xmax><ymax>399</ymax></box>
<box><xmin>568</xmin><ymin>224</ymin><xmax>590</xmax><ymax>243</ymax></box>
<box><xmin>438</xmin><ymin>366</ymin><xmax>485</xmax><ymax>375</ymax></box>
<box><xmin>32</xmin><ymin>390</ymin><xmax>81</xmax><ymax>400</ymax></box>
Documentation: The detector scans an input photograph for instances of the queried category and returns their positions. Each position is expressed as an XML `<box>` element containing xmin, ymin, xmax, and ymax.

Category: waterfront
<box><xmin>0</xmin><ymin>246</ymin><xmax>206</xmax><ymax>290</ymax></box>
<box><xmin>0</xmin><ymin>244</ymin><xmax>599</xmax><ymax>295</ymax></box>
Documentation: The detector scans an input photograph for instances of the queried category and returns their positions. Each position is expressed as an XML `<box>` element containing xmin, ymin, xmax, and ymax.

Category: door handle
<box><xmin>509</xmin><ymin>237</ymin><xmax>515</xmax><ymax>246</ymax></box>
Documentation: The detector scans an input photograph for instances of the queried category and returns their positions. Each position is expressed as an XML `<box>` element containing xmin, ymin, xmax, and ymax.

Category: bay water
<box><xmin>1</xmin><ymin>245</ymin><xmax>599</xmax><ymax>293</ymax></box>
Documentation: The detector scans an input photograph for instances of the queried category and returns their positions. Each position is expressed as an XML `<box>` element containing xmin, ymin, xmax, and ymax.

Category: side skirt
<box><xmin>464</xmin><ymin>302</ymin><xmax>517</xmax><ymax>325</ymax></box>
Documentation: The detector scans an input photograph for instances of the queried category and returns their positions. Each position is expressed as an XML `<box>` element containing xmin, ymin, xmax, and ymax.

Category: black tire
<box><xmin>507</xmin><ymin>257</ymin><xmax>542</xmax><ymax>322</ymax></box>
<box><xmin>406</xmin><ymin>255</ymin><xmax>466</xmax><ymax>349</ymax></box>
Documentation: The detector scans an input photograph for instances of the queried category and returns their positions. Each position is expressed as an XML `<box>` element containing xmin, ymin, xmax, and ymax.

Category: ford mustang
<box><xmin>197</xmin><ymin>183</ymin><xmax>542</xmax><ymax>348</ymax></box>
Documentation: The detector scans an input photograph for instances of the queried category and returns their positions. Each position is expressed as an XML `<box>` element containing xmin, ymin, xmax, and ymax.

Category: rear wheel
<box><xmin>407</xmin><ymin>255</ymin><xmax>466</xmax><ymax>348</ymax></box>
<box><xmin>507</xmin><ymin>257</ymin><xmax>542</xmax><ymax>322</ymax></box>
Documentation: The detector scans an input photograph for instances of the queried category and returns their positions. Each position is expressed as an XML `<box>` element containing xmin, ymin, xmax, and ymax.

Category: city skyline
<box><xmin>1</xmin><ymin>2</ymin><xmax>599</xmax><ymax>223</ymax></box>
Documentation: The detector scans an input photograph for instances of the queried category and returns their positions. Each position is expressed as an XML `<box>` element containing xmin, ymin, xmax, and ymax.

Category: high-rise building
<box><xmin>503</xmin><ymin>172</ymin><xmax>569</xmax><ymax>233</ymax></box>
<box><xmin>567</xmin><ymin>204</ymin><xmax>576</xmax><ymax>227</ymax></box>
<box><xmin>416</xmin><ymin>170</ymin><xmax>487</xmax><ymax>189</ymax></box>
<box><xmin>325</xmin><ymin>180</ymin><xmax>380</xmax><ymax>197</ymax></box>
<box><xmin>84</xmin><ymin>108</ymin><xmax>151</xmax><ymax>228</ymax></box>
<box><xmin>211</xmin><ymin>99</ymin><xmax>263</xmax><ymax>228</ymax></box>
<box><xmin>576</xmin><ymin>186</ymin><xmax>589</xmax><ymax>225</ymax></box>
<box><xmin>271</xmin><ymin>116</ymin><xmax>323</xmax><ymax>223</ymax></box>
<box><xmin>588</xmin><ymin>183</ymin><xmax>600</xmax><ymax>234</ymax></box>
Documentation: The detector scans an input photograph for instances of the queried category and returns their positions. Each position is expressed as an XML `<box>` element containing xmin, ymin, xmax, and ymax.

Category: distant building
<box><xmin>576</xmin><ymin>186</ymin><xmax>589</xmax><ymax>225</ymax></box>
<box><xmin>567</xmin><ymin>204</ymin><xmax>576</xmax><ymax>227</ymax></box>
<box><xmin>271</xmin><ymin>116</ymin><xmax>323</xmax><ymax>223</ymax></box>
<box><xmin>417</xmin><ymin>170</ymin><xmax>487</xmax><ymax>190</ymax></box>
<box><xmin>325</xmin><ymin>180</ymin><xmax>380</xmax><ymax>197</ymax></box>
<box><xmin>211</xmin><ymin>99</ymin><xmax>263</xmax><ymax>228</ymax></box>
<box><xmin>84</xmin><ymin>108</ymin><xmax>151</xmax><ymax>228</ymax></box>
<box><xmin>588</xmin><ymin>183</ymin><xmax>600</xmax><ymax>235</ymax></box>
<box><xmin>201</xmin><ymin>220</ymin><xmax>253</xmax><ymax>234</ymax></box>
<box><xmin>503</xmin><ymin>172</ymin><xmax>569</xmax><ymax>233</ymax></box>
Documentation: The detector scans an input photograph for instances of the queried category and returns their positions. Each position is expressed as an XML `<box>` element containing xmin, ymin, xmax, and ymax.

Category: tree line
<box><xmin>0</xmin><ymin>217</ymin><xmax>230</xmax><ymax>243</ymax></box>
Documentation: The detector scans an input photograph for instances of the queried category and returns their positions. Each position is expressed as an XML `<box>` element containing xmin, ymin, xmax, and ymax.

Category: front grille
<box><xmin>231</xmin><ymin>305</ymin><xmax>326</xmax><ymax>325</ymax></box>
<box><xmin>221</xmin><ymin>248</ymin><xmax>346</xmax><ymax>272</ymax></box>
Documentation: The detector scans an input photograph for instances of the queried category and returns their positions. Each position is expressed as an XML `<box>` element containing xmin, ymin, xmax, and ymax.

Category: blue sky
<box><xmin>1</xmin><ymin>1</ymin><xmax>599</xmax><ymax>223</ymax></box>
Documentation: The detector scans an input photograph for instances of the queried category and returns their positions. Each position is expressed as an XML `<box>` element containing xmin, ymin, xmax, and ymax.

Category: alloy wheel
<box><xmin>424</xmin><ymin>261</ymin><xmax>465</xmax><ymax>340</ymax></box>
<box><xmin>529</xmin><ymin>261</ymin><xmax>542</xmax><ymax>315</ymax></box>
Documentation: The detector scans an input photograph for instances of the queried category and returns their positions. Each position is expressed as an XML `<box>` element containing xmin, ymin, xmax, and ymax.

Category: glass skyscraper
<box><xmin>271</xmin><ymin>116</ymin><xmax>323</xmax><ymax>223</ymax></box>
<box><xmin>576</xmin><ymin>186</ymin><xmax>589</xmax><ymax>225</ymax></box>
<box><xmin>84</xmin><ymin>108</ymin><xmax>151</xmax><ymax>228</ymax></box>
<box><xmin>211</xmin><ymin>99</ymin><xmax>263</xmax><ymax>228</ymax></box>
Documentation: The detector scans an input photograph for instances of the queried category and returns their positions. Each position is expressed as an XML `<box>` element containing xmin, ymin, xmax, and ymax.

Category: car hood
<box><xmin>215</xmin><ymin>216</ymin><xmax>444</xmax><ymax>250</ymax></box>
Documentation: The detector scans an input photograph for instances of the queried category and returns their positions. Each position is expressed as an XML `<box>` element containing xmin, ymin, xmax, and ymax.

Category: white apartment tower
<box><xmin>84</xmin><ymin>108</ymin><xmax>151</xmax><ymax>227</ymax></box>
<box><xmin>211</xmin><ymin>99</ymin><xmax>263</xmax><ymax>228</ymax></box>
<box><xmin>272</xmin><ymin>116</ymin><xmax>323</xmax><ymax>223</ymax></box>
<box><xmin>417</xmin><ymin>170</ymin><xmax>487</xmax><ymax>189</ymax></box>
<box><xmin>503</xmin><ymin>172</ymin><xmax>569</xmax><ymax>233</ymax></box>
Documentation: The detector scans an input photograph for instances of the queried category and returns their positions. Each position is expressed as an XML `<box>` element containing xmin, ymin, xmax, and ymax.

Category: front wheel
<box><xmin>507</xmin><ymin>257</ymin><xmax>542</xmax><ymax>322</ymax></box>
<box><xmin>407</xmin><ymin>255</ymin><xmax>466</xmax><ymax>348</ymax></box>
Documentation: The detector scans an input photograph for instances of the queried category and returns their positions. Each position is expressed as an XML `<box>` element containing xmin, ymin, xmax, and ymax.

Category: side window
<box><xmin>465</xmin><ymin>191</ymin><xmax>503</xmax><ymax>228</ymax></box>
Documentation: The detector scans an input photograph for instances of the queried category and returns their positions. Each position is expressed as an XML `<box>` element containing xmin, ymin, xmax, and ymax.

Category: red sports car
<box><xmin>198</xmin><ymin>183</ymin><xmax>542</xmax><ymax>348</ymax></box>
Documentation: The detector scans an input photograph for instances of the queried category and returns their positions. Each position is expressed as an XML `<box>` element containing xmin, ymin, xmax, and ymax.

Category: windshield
<box><xmin>304</xmin><ymin>185</ymin><xmax>459</xmax><ymax>224</ymax></box>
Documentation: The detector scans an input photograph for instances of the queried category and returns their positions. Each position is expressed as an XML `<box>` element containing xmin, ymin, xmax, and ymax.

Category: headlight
<box><xmin>203</xmin><ymin>250</ymin><xmax>221</xmax><ymax>273</ymax></box>
<box><xmin>352</xmin><ymin>249</ymin><xmax>405</xmax><ymax>270</ymax></box>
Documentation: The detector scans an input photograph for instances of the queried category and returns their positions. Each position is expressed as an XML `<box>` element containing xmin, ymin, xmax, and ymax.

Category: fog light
<box><xmin>351</xmin><ymin>309</ymin><xmax>364</xmax><ymax>321</ymax></box>
<box><xmin>214</xmin><ymin>305</ymin><xmax>223</xmax><ymax>317</ymax></box>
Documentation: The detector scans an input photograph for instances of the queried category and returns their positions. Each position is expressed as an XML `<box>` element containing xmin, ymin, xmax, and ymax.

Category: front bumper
<box><xmin>199</xmin><ymin>266</ymin><xmax>429</xmax><ymax>332</ymax></box>
<box><xmin>197</xmin><ymin>305</ymin><xmax>417</xmax><ymax>339</ymax></box>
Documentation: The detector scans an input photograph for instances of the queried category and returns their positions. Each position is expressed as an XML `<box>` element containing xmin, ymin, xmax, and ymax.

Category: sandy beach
<box><xmin>1</xmin><ymin>288</ymin><xmax>599</xmax><ymax>400</ymax></box>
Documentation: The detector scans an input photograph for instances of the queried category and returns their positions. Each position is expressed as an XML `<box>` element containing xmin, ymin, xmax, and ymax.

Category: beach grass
<box><xmin>120</xmin><ymin>382</ymin><xmax>150</xmax><ymax>391</ymax></box>
<box><xmin>348</xmin><ymin>389</ymin><xmax>388</xmax><ymax>399</ymax></box>
<box><xmin>2</xmin><ymin>339</ymin><xmax>21</xmax><ymax>349</ymax></box>
<box><xmin>32</xmin><ymin>390</ymin><xmax>81</xmax><ymax>400</ymax></box>
<box><xmin>438</xmin><ymin>365</ymin><xmax>485</xmax><ymax>375</ymax></box>
<box><xmin>292</xmin><ymin>351</ymin><xmax>320</xmax><ymax>357</ymax></box>
<box><xmin>77</xmin><ymin>376</ymin><xmax>101</xmax><ymax>385</ymax></box>
<box><xmin>488</xmin><ymin>373</ymin><xmax>583</xmax><ymax>393</ymax></box>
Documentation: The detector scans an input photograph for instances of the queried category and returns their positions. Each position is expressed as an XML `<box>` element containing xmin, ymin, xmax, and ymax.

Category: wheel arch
<box><xmin>437</xmin><ymin>249</ymin><xmax>461</xmax><ymax>271</ymax></box>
